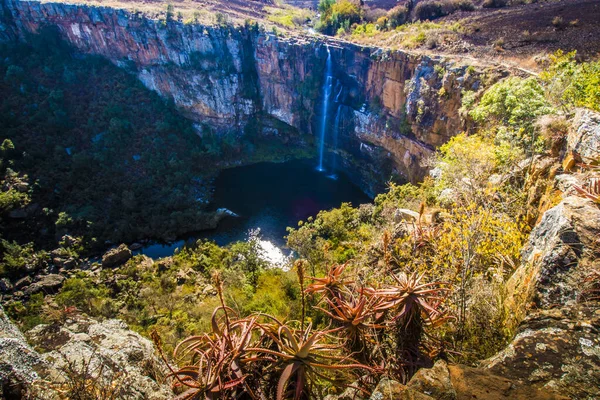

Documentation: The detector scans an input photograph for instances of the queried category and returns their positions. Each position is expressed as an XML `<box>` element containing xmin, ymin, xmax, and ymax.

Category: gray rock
<box><xmin>568</xmin><ymin>108</ymin><xmax>600</xmax><ymax>162</ymax></box>
<box><xmin>102</xmin><ymin>244</ymin><xmax>132</xmax><ymax>268</ymax></box>
<box><xmin>14</xmin><ymin>276</ymin><xmax>32</xmax><ymax>290</ymax></box>
<box><xmin>27</xmin><ymin>317</ymin><xmax>173</xmax><ymax>400</ymax></box>
<box><xmin>0</xmin><ymin>305</ymin><xmax>59</xmax><ymax>399</ymax></box>
<box><xmin>394</xmin><ymin>208</ymin><xmax>421</xmax><ymax>223</ymax></box>
<box><xmin>507</xmin><ymin>196</ymin><xmax>600</xmax><ymax>311</ymax></box>
<box><xmin>554</xmin><ymin>173</ymin><xmax>581</xmax><ymax>196</ymax></box>
<box><xmin>24</xmin><ymin>274</ymin><xmax>65</xmax><ymax>296</ymax></box>
<box><xmin>369</xmin><ymin>378</ymin><xmax>434</xmax><ymax>400</ymax></box>
<box><xmin>483</xmin><ymin>305</ymin><xmax>600</xmax><ymax>400</ymax></box>
<box><xmin>407</xmin><ymin>360</ymin><xmax>456</xmax><ymax>400</ymax></box>
<box><xmin>0</xmin><ymin>278</ymin><xmax>13</xmax><ymax>293</ymax></box>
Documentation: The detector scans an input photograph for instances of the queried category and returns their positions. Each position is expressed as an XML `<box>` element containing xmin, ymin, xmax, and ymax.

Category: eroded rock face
<box><xmin>0</xmin><ymin>305</ymin><xmax>59</xmax><ymax>399</ymax></box>
<box><xmin>505</xmin><ymin>196</ymin><xmax>600</xmax><ymax>325</ymax></box>
<box><xmin>483</xmin><ymin>305</ymin><xmax>600</xmax><ymax>400</ymax></box>
<box><xmin>495</xmin><ymin>193</ymin><xmax>600</xmax><ymax>399</ymax></box>
<box><xmin>569</xmin><ymin>108</ymin><xmax>600</xmax><ymax>162</ymax></box>
<box><xmin>0</xmin><ymin>0</ymin><xmax>503</xmax><ymax>185</ymax></box>
<box><xmin>364</xmin><ymin>360</ymin><xmax>565</xmax><ymax>400</ymax></box>
<box><xmin>26</xmin><ymin>317</ymin><xmax>173</xmax><ymax>400</ymax></box>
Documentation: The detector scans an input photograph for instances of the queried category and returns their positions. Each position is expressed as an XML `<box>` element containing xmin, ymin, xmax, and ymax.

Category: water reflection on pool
<box><xmin>136</xmin><ymin>158</ymin><xmax>372</xmax><ymax>260</ymax></box>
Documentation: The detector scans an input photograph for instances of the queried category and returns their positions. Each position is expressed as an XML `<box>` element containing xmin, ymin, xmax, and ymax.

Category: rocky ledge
<box><xmin>0</xmin><ymin>304</ymin><xmax>172</xmax><ymax>399</ymax></box>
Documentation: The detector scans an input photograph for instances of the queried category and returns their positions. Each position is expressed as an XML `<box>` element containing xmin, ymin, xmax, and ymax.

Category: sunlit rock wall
<box><xmin>1</xmin><ymin>0</ymin><xmax>505</xmax><ymax>189</ymax></box>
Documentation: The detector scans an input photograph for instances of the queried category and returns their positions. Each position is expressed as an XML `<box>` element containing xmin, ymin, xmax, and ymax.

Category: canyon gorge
<box><xmin>0</xmin><ymin>1</ymin><xmax>599</xmax><ymax>399</ymax></box>
<box><xmin>1</xmin><ymin>0</ymin><xmax>507</xmax><ymax>193</ymax></box>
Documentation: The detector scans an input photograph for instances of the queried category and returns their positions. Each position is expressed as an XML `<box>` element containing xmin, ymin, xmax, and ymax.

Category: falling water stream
<box><xmin>329</xmin><ymin>106</ymin><xmax>342</xmax><ymax>179</ymax></box>
<box><xmin>317</xmin><ymin>47</ymin><xmax>334</xmax><ymax>172</ymax></box>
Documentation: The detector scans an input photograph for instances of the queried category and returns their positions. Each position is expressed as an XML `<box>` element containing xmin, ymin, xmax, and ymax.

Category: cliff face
<box><xmin>0</xmin><ymin>0</ymin><xmax>502</xmax><ymax>189</ymax></box>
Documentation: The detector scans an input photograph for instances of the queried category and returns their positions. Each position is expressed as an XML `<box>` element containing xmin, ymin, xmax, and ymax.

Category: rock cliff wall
<box><xmin>0</xmin><ymin>0</ymin><xmax>504</xmax><ymax>190</ymax></box>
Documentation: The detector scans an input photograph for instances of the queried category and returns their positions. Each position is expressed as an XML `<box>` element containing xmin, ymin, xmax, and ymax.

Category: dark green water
<box><xmin>138</xmin><ymin>158</ymin><xmax>372</xmax><ymax>259</ymax></box>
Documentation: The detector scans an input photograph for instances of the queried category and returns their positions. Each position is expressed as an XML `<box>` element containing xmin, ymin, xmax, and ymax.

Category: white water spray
<box><xmin>317</xmin><ymin>47</ymin><xmax>333</xmax><ymax>172</ymax></box>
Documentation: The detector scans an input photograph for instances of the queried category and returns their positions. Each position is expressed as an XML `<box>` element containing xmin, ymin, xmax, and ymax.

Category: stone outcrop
<box><xmin>1</xmin><ymin>304</ymin><xmax>172</xmax><ymax>399</ymax></box>
<box><xmin>569</xmin><ymin>108</ymin><xmax>600</xmax><ymax>162</ymax></box>
<box><xmin>504</xmin><ymin>196</ymin><xmax>600</xmax><ymax>326</ymax></box>
<box><xmin>26</xmin><ymin>317</ymin><xmax>173</xmax><ymax>400</ymax></box>
<box><xmin>365</xmin><ymin>360</ymin><xmax>565</xmax><ymax>400</ymax></box>
<box><xmin>489</xmin><ymin>194</ymin><xmax>600</xmax><ymax>399</ymax></box>
<box><xmin>0</xmin><ymin>0</ymin><xmax>504</xmax><ymax>188</ymax></box>
<box><xmin>23</xmin><ymin>273</ymin><xmax>65</xmax><ymax>296</ymax></box>
<box><xmin>102</xmin><ymin>243</ymin><xmax>133</xmax><ymax>268</ymax></box>
<box><xmin>483</xmin><ymin>305</ymin><xmax>600</xmax><ymax>400</ymax></box>
<box><xmin>0</xmin><ymin>305</ymin><xmax>59</xmax><ymax>399</ymax></box>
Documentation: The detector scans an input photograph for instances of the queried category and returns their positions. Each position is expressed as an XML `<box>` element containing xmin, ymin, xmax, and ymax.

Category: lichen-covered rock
<box><xmin>24</xmin><ymin>274</ymin><xmax>65</xmax><ymax>296</ymax></box>
<box><xmin>102</xmin><ymin>243</ymin><xmax>133</xmax><ymax>268</ymax></box>
<box><xmin>505</xmin><ymin>196</ymin><xmax>600</xmax><ymax>328</ymax></box>
<box><xmin>369</xmin><ymin>378</ymin><xmax>435</xmax><ymax>400</ymax></box>
<box><xmin>568</xmin><ymin>108</ymin><xmax>600</xmax><ymax>162</ymax></box>
<box><xmin>27</xmin><ymin>316</ymin><xmax>172</xmax><ymax>400</ymax></box>
<box><xmin>407</xmin><ymin>360</ymin><xmax>456</xmax><ymax>400</ymax></box>
<box><xmin>482</xmin><ymin>305</ymin><xmax>600</xmax><ymax>399</ymax></box>
<box><xmin>446</xmin><ymin>364</ymin><xmax>567</xmax><ymax>400</ymax></box>
<box><xmin>0</xmin><ymin>305</ymin><xmax>59</xmax><ymax>399</ymax></box>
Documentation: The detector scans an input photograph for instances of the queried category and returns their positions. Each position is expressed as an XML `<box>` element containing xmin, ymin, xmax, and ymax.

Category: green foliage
<box><xmin>540</xmin><ymin>50</ymin><xmax>600</xmax><ymax>112</ymax></box>
<box><xmin>317</xmin><ymin>0</ymin><xmax>362</xmax><ymax>36</ymax></box>
<box><xmin>0</xmin><ymin>29</ymin><xmax>242</xmax><ymax>247</ymax></box>
<box><xmin>56</xmin><ymin>275</ymin><xmax>115</xmax><ymax>317</ymax></box>
<box><xmin>386</xmin><ymin>5</ymin><xmax>409</xmax><ymax>29</ymax></box>
<box><xmin>0</xmin><ymin>240</ymin><xmax>47</xmax><ymax>278</ymax></box>
<box><xmin>414</xmin><ymin>1</ymin><xmax>445</xmax><ymax>21</ymax></box>
<box><xmin>469</xmin><ymin>77</ymin><xmax>554</xmax><ymax>153</ymax></box>
<box><xmin>5</xmin><ymin>293</ymin><xmax>48</xmax><ymax>331</ymax></box>
<box><xmin>51</xmin><ymin>240</ymin><xmax>299</xmax><ymax>353</ymax></box>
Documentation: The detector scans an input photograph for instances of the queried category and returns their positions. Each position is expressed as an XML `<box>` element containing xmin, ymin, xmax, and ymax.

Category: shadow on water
<box><xmin>137</xmin><ymin>157</ymin><xmax>373</xmax><ymax>259</ymax></box>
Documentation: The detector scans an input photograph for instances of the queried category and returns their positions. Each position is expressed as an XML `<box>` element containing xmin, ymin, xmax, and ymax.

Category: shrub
<box><xmin>482</xmin><ymin>0</ymin><xmax>508</xmax><ymax>8</ymax></box>
<box><xmin>469</xmin><ymin>76</ymin><xmax>554</xmax><ymax>152</ymax></box>
<box><xmin>552</xmin><ymin>16</ymin><xmax>565</xmax><ymax>29</ymax></box>
<box><xmin>414</xmin><ymin>1</ymin><xmax>445</xmax><ymax>20</ymax></box>
<box><xmin>455</xmin><ymin>0</ymin><xmax>475</xmax><ymax>11</ymax></box>
<box><xmin>317</xmin><ymin>0</ymin><xmax>363</xmax><ymax>35</ymax></box>
<box><xmin>540</xmin><ymin>50</ymin><xmax>600</xmax><ymax>112</ymax></box>
<box><xmin>387</xmin><ymin>5</ymin><xmax>409</xmax><ymax>28</ymax></box>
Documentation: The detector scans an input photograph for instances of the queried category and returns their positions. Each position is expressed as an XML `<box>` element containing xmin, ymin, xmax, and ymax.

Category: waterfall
<box><xmin>317</xmin><ymin>47</ymin><xmax>333</xmax><ymax>172</ymax></box>
<box><xmin>329</xmin><ymin>106</ymin><xmax>342</xmax><ymax>179</ymax></box>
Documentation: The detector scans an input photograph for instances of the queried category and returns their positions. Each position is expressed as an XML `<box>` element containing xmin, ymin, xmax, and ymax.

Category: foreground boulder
<box><xmin>568</xmin><ymin>108</ymin><xmax>600</xmax><ymax>162</ymax></box>
<box><xmin>505</xmin><ymin>196</ymin><xmax>600</xmax><ymax>325</ymax></box>
<box><xmin>493</xmin><ymin>195</ymin><xmax>600</xmax><ymax>399</ymax></box>
<box><xmin>24</xmin><ymin>274</ymin><xmax>65</xmax><ymax>296</ymax></box>
<box><xmin>0</xmin><ymin>305</ymin><xmax>59</xmax><ymax>399</ymax></box>
<box><xmin>27</xmin><ymin>316</ymin><xmax>172</xmax><ymax>399</ymax></box>
<box><xmin>483</xmin><ymin>305</ymin><xmax>600</xmax><ymax>399</ymax></box>
<box><xmin>102</xmin><ymin>244</ymin><xmax>133</xmax><ymax>268</ymax></box>
<box><xmin>367</xmin><ymin>360</ymin><xmax>565</xmax><ymax>400</ymax></box>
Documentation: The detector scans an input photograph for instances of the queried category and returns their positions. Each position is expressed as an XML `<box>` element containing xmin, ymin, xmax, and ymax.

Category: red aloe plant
<box><xmin>305</xmin><ymin>263</ymin><xmax>353</xmax><ymax>300</ymax></box>
<box><xmin>246</xmin><ymin>317</ymin><xmax>373</xmax><ymax>400</ymax></box>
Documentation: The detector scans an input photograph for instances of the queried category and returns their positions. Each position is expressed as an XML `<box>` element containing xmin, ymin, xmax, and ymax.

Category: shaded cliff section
<box><xmin>0</xmin><ymin>0</ymin><xmax>504</xmax><ymax>190</ymax></box>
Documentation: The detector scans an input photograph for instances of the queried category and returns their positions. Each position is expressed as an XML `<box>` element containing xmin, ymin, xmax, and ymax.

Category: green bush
<box><xmin>317</xmin><ymin>0</ymin><xmax>362</xmax><ymax>35</ymax></box>
<box><xmin>541</xmin><ymin>50</ymin><xmax>600</xmax><ymax>112</ymax></box>
<box><xmin>387</xmin><ymin>5</ymin><xmax>409</xmax><ymax>28</ymax></box>
<box><xmin>469</xmin><ymin>76</ymin><xmax>554</xmax><ymax>152</ymax></box>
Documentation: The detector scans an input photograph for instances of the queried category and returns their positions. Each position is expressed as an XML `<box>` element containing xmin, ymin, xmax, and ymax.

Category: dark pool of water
<box><xmin>137</xmin><ymin>158</ymin><xmax>372</xmax><ymax>259</ymax></box>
